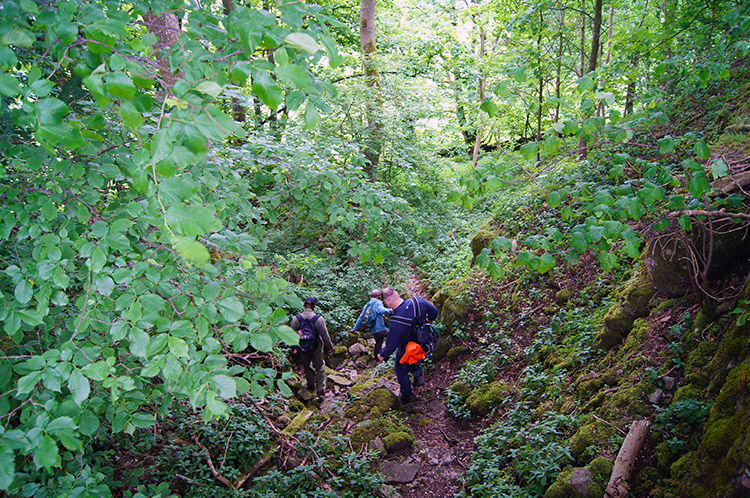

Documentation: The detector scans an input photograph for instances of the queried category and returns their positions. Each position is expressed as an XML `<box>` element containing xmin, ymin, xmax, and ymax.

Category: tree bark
<box><xmin>360</xmin><ymin>0</ymin><xmax>383</xmax><ymax>177</ymax></box>
<box><xmin>578</xmin><ymin>0</ymin><xmax>603</xmax><ymax>161</ymax></box>
<box><xmin>604</xmin><ymin>420</ymin><xmax>651</xmax><ymax>497</ymax></box>
<box><xmin>554</xmin><ymin>8</ymin><xmax>565</xmax><ymax>123</ymax></box>
<box><xmin>472</xmin><ymin>25</ymin><xmax>486</xmax><ymax>168</ymax></box>
<box><xmin>222</xmin><ymin>0</ymin><xmax>246</xmax><ymax>124</ymax></box>
<box><xmin>144</xmin><ymin>10</ymin><xmax>182</xmax><ymax>89</ymax></box>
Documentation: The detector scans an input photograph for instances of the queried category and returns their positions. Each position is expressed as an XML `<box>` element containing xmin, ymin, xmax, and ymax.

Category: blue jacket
<box><xmin>353</xmin><ymin>298</ymin><xmax>391</xmax><ymax>334</ymax></box>
<box><xmin>380</xmin><ymin>296</ymin><xmax>438</xmax><ymax>360</ymax></box>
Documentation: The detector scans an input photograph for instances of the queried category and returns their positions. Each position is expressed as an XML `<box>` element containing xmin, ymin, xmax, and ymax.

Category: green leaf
<box><xmin>0</xmin><ymin>446</ymin><xmax>14</xmax><ymax>491</ymax></box>
<box><xmin>694</xmin><ymin>139</ymin><xmax>710</xmax><ymax>160</ymax></box>
<box><xmin>538</xmin><ymin>253</ymin><xmax>556</xmax><ymax>274</ymax></box>
<box><xmin>283</xmin><ymin>33</ymin><xmax>321</xmax><ymax>54</ymax></box>
<box><xmin>480</xmin><ymin>99</ymin><xmax>498</xmax><ymax>117</ymax></box>
<box><xmin>519</xmin><ymin>142</ymin><xmax>537</xmax><ymax>160</ymax></box>
<box><xmin>547</xmin><ymin>192</ymin><xmax>562</xmax><ymax>208</ymax></box>
<box><xmin>304</xmin><ymin>103</ymin><xmax>319</xmax><ymax>130</ymax></box>
<box><xmin>217</xmin><ymin>296</ymin><xmax>244</xmax><ymax>322</ymax></box>
<box><xmin>251</xmin><ymin>70</ymin><xmax>283</xmax><ymax>111</ymax></box>
<box><xmin>119</xmin><ymin>99</ymin><xmax>143</xmax><ymax>131</ymax></box>
<box><xmin>277</xmin><ymin>379</ymin><xmax>292</xmax><ymax>397</ymax></box>
<box><xmin>16</xmin><ymin>371</ymin><xmax>42</xmax><ymax>396</ymax></box>
<box><xmin>34</xmin><ymin>436</ymin><xmax>60</xmax><ymax>470</ymax></box>
<box><xmin>194</xmin><ymin>81</ymin><xmax>223</xmax><ymax>98</ymax></box>
<box><xmin>173</xmin><ymin>236</ymin><xmax>210</xmax><ymax>266</ymax></box>
<box><xmin>709</xmin><ymin>159</ymin><xmax>728</xmax><ymax>179</ymax></box>
<box><xmin>79</xmin><ymin>410</ymin><xmax>100</xmax><ymax>436</ymax></box>
<box><xmin>106</xmin><ymin>72</ymin><xmax>136</xmax><ymax>99</ymax></box>
<box><xmin>657</xmin><ymin>136</ymin><xmax>675</xmax><ymax>154</ymax></box>
<box><xmin>678</xmin><ymin>215</ymin><xmax>692</xmax><ymax>231</ymax></box>
<box><xmin>512</xmin><ymin>67</ymin><xmax>526</xmax><ymax>83</ymax></box>
<box><xmin>68</xmin><ymin>369</ymin><xmax>90</xmax><ymax>405</ymax></box>
<box><xmin>2</xmin><ymin>29</ymin><xmax>35</xmax><ymax>48</ymax></box>
<box><xmin>46</xmin><ymin>416</ymin><xmax>76</xmax><ymax>435</ymax></box>
<box><xmin>688</xmin><ymin>172</ymin><xmax>710</xmax><ymax>198</ymax></box>
<box><xmin>14</xmin><ymin>279</ymin><xmax>32</xmax><ymax>304</ymax></box>
<box><xmin>250</xmin><ymin>332</ymin><xmax>273</xmax><ymax>352</ymax></box>
<box><xmin>637</xmin><ymin>185</ymin><xmax>664</xmax><ymax>205</ymax></box>
<box><xmin>0</xmin><ymin>73</ymin><xmax>21</xmax><ymax>97</ymax></box>
<box><xmin>168</xmin><ymin>336</ymin><xmax>189</xmax><ymax>358</ymax></box>
<box><xmin>166</xmin><ymin>205</ymin><xmax>221</xmax><ymax>237</ymax></box>
<box><xmin>81</xmin><ymin>361</ymin><xmax>110</xmax><ymax>381</ymax></box>
<box><xmin>276</xmin><ymin>325</ymin><xmax>299</xmax><ymax>346</ymax></box>
<box><xmin>274</xmin><ymin>64</ymin><xmax>309</xmax><ymax>89</ymax></box>
<box><xmin>576</xmin><ymin>76</ymin><xmax>595</xmax><ymax>92</ymax></box>
<box><xmin>211</xmin><ymin>374</ymin><xmax>237</xmax><ymax>399</ymax></box>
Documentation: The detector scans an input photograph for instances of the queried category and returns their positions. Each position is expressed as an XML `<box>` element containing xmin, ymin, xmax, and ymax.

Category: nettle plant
<box><xmin>0</xmin><ymin>0</ymin><xmax>394</xmax><ymax>493</ymax></box>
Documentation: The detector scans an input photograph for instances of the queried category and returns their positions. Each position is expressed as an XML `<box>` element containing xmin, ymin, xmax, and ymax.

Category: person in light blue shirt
<box><xmin>351</xmin><ymin>289</ymin><xmax>392</xmax><ymax>358</ymax></box>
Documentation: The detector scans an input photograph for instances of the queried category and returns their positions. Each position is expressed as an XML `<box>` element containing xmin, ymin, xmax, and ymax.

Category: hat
<box><xmin>399</xmin><ymin>341</ymin><xmax>426</xmax><ymax>365</ymax></box>
<box><xmin>304</xmin><ymin>296</ymin><xmax>316</xmax><ymax>307</ymax></box>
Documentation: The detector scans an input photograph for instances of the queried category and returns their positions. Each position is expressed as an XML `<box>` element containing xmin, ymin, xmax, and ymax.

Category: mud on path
<box><xmin>383</xmin><ymin>351</ymin><xmax>485</xmax><ymax>498</ymax></box>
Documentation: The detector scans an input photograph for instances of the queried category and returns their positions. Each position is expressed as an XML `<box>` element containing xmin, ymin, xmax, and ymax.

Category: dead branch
<box><xmin>193</xmin><ymin>436</ymin><xmax>234</xmax><ymax>489</ymax></box>
<box><xmin>604</xmin><ymin>419</ymin><xmax>651</xmax><ymax>498</ymax></box>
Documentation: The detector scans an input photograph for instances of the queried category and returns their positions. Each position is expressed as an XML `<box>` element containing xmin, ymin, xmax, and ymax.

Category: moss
<box><xmin>465</xmin><ymin>381</ymin><xmax>510</xmax><ymax>416</ymax></box>
<box><xmin>586</xmin><ymin>457</ymin><xmax>613</xmax><ymax>480</ymax></box>
<box><xmin>449</xmin><ymin>380</ymin><xmax>472</xmax><ymax>399</ymax></box>
<box><xmin>447</xmin><ymin>345</ymin><xmax>467</xmax><ymax>359</ymax></box>
<box><xmin>282</xmin><ymin>409</ymin><xmax>314</xmax><ymax>436</ymax></box>
<box><xmin>683</xmin><ymin>341</ymin><xmax>719</xmax><ymax>389</ymax></box>
<box><xmin>348</xmin><ymin>379</ymin><xmax>376</xmax><ymax>397</ymax></box>
<box><xmin>597</xmin><ymin>265</ymin><xmax>656</xmax><ymax>349</ymax></box>
<box><xmin>555</xmin><ymin>288</ymin><xmax>573</xmax><ymax>304</ymax></box>
<box><xmin>569</xmin><ymin>421</ymin><xmax>613</xmax><ymax>465</ymax></box>
<box><xmin>349</xmin><ymin>417</ymin><xmax>407</xmax><ymax>450</ymax></box>
<box><xmin>631</xmin><ymin>466</ymin><xmax>660</xmax><ymax>498</ymax></box>
<box><xmin>619</xmin><ymin>318</ymin><xmax>650</xmax><ymax>358</ymax></box>
<box><xmin>605</xmin><ymin>384</ymin><xmax>650</xmax><ymax>417</ymax></box>
<box><xmin>344</xmin><ymin>387</ymin><xmax>399</xmax><ymax>421</ymax></box>
<box><xmin>673</xmin><ymin>384</ymin><xmax>706</xmax><ymax>403</ymax></box>
<box><xmin>470</xmin><ymin>224</ymin><xmax>498</xmax><ymax>264</ymax></box>
<box><xmin>287</xmin><ymin>399</ymin><xmax>305</xmax><ymax>413</ymax></box>
<box><xmin>383</xmin><ymin>431</ymin><xmax>413</xmax><ymax>453</ymax></box>
<box><xmin>544</xmin><ymin>466</ymin><xmax>606</xmax><ymax>498</ymax></box>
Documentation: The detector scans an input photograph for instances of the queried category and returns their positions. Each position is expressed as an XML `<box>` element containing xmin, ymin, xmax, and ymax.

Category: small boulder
<box><xmin>349</xmin><ymin>342</ymin><xmax>369</xmax><ymax>357</ymax></box>
<box><xmin>555</xmin><ymin>288</ymin><xmax>573</xmax><ymax>304</ymax></box>
<box><xmin>384</xmin><ymin>431</ymin><xmax>414</xmax><ymax>453</ymax></box>
<box><xmin>379</xmin><ymin>462</ymin><xmax>419</xmax><ymax>484</ymax></box>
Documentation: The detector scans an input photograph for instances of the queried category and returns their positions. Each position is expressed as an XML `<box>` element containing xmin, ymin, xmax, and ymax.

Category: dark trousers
<box><xmin>394</xmin><ymin>356</ymin><xmax>423</xmax><ymax>398</ymax></box>
<box><xmin>296</xmin><ymin>343</ymin><xmax>326</xmax><ymax>393</ymax></box>
<box><xmin>372</xmin><ymin>331</ymin><xmax>387</xmax><ymax>357</ymax></box>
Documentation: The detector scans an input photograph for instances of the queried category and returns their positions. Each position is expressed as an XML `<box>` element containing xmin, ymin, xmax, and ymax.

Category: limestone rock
<box><xmin>597</xmin><ymin>265</ymin><xmax>655</xmax><ymax>349</ymax></box>
<box><xmin>379</xmin><ymin>462</ymin><xmax>419</xmax><ymax>484</ymax></box>
<box><xmin>282</xmin><ymin>409</ymin><xmax>313</xmax><ymax>436</ymax></box>
<box><xmin>328</xmin><ymin>373</ymin><xmax>353</xmax><ymax>387</ymax></box>
<box><xmin>349</xmin><ymin>342</ymin><xmax>369</xmax><ymax>357</ymax></box>
<box><xmin>555</xmin><ymin>288</ymin><xmax>573</xmax><ymax>304</ymax></box>
<box><xmin>384</xmin><ymin>431</ymin><xmax>413</xmax><ymax>453</ymax></box>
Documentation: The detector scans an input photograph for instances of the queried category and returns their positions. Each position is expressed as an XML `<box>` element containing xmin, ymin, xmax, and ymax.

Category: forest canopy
<box><xmin>1</xmin><ymin>0</ymin><xmax>749</xmax><ymax>495</ymax></box>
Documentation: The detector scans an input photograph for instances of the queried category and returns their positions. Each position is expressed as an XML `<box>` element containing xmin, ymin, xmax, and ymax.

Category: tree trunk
<box><xmin>472</xmin><ymin>25</ymin><xmax>486</xmax><ymax>168</ymax></box>
<box><xmin>554</xmin><ymin>8</ymin><xmax>565</xmax><ymax>123</ymax></box>
<box><xmin>535</xmin><ymin>10</ymin><xmax>544</xmax><ymax>165</ymax></box>
<box><xmin>222</xmin><ymin>0</ymin><xmax>246</xmax><ymax>124</ymax></box>
<box><xmin>360</xmin><ymin>0</ymin><xmax>383</xmax><ymax>178</ymax></box>
<box><xmin>579</xmin><ymin>2</ymin><xmax>586</xmax><ymax>77</ymax></box>
<box><xmin>144</xmin><ymin>10</ymin><xmax>182</xmax><ymax>89</ymax></box>
<box><xmin>578</xmin><ymin>0</ymin><xmax>603</xmax><ymax>161</ymax></box>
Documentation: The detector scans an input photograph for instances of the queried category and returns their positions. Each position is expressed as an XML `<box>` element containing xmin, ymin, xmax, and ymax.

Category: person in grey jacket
<box><xmin>290</xmin><ymin>297</ymin><xmax>334</xmax><ymax>397</ymax></box>
<box><xmin>350</xmin><ymin>289</ymin><xmax>391</xmax><ymax>358</ymax></box>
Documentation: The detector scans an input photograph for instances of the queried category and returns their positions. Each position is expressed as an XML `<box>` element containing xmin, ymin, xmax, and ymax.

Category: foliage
<box><xmin>461</xmin><ymin>404</ymin><xmax>575</xmax><ymax>497</ymax></box>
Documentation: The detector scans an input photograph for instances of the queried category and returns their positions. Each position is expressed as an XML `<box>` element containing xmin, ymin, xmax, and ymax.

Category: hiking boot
<box><xmin>398</xmin><ymin>394</ymin><xmax>417</xmax><ymax>404</ymax></box>
<box><xmin>413</xmin><ymin>375</ymin><xmax>425</xmax><ymax>386</ymax></box>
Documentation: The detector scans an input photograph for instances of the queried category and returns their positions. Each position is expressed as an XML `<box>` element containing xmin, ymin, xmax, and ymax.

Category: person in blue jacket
<box><xmin>350</xmin><ymin>289</ymin><xmax>392</xmax><ymax>358</ymax></box>
<box><xmin>377</xmin><ymin>287</ymin><xmax>438</xmax><ymax>404</ymax></box>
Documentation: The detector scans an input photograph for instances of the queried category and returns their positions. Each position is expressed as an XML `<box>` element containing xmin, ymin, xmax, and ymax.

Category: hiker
<box><xmin>290</xmin><ymin>297</ymin><xmax>334</xmax><ymax>398</ymax></box>
<box><xmin>350</xmin><ymin>289</ymin><xmax>392</xmax><ymax>358</ymax></box>
<box><xmin>377</xmin><ymin>287</ymin><xmax>438</xmax><ymax>404</ymax></box>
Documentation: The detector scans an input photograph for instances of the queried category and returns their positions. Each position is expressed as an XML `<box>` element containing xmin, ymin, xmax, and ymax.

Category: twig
<box><xmin>193</xmin><ymin>436</ymin><xmax>233</xmax><ymax>489</ymax></box>
<box><xmin>73</xmin><ymin>267</ymin><xmax>92</xmax><ymax>339</ymax></box>
<box><xmin>593</xmin><ymin>414</ymin><xmax>628</xmax><ymax>436</ymax></box>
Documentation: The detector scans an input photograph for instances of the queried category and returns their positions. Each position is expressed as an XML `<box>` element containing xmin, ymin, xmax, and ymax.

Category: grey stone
<box><xmin>570</xmin><ymin>467</ymin><xmax>594</xmax><ymax>495</ymax></box>
<box><xmin>328</xmin><ymin>373</ymin><xmax>353</xmax><ymax>386</ymax></box>
<box><xmin>373</xmin><ymin>436</ymin><xmax>386</xmax><ymax>454</ymax></box>
<box><xmin>661</xmin><ymin>376</ymin><xmax>676</xmax><ymax>390</ymax></box>
<box><xmin>349</xmin><ymin>343</ymin><xmax>369</xmax><ymax>357</ymax></box>
<box><xmin>648</xmin><ymin>389</ymin><xmax>664</xmax><ymax>404</ymax></box>
<box><xmin>379</xmin><ymin>462</ymin><xmax>420</xmax><ymax>484</ymax></box>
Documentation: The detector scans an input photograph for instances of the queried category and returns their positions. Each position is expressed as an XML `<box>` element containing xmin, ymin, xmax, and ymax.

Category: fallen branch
<box><xmin>666</xmin><ymin>208</ymin><xmax>750</xmax><ymax>222</ymax></box>
<box><xmin>604</xmin><ymin>419</ymin><xmax>651</xmax><ymax>498</ymax></box>
<box><xmin>193</xmin><ymin>436</ymin><xmax>274</xmax><ymax>490</ymax></box>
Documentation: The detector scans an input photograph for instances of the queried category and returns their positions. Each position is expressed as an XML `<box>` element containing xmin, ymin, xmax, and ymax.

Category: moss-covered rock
<box><xmin>604</xmin><ymin>383</ymin><xmax>650</xmax><ymax>417</ymax></box>
<box><xmin>431</xmin><ymin>282</ymin><xmax>469</xmax><ymax>332</ymax></box>
<box><xmin>568</xmin><ymin>420</ymin><xmax>614</xmax><ymax>465</ymax></box>
<box><xmin>449</xmin><ymin>380</ymin><xmax>472</xmax><ymax>399</ymax></box>
<box><xmin>465</xmin><ymin>381</ymin><xmax>510</xmax><ymax>416</ymax></box>
<box><xmin>282</xmin><ymin>409</ymin><xmax>314</xmax><ymax>436</ymax></box>
<box><xmin>328</xmin><ymin>345</ymin><xmax>349</xmax><ymax>369</ymax></box>
<box><xmin>544</xmin><ymin>460</ymin><xmax>610</xmax><ymax>498</ymax></box>
<box><xmin>555</xmin><ymin>288</ymin><xmax>573</xmax><ymax>305</ymax></box>
<box><xmin>344</xmin><ymin>387</ymin><xmax>399</xmax><ymax>421</ymax></box>
<box><xmin>349</xmin><ymin>417</ymin><xmax>407</xmax><ymax>450</ymax></box>
<box><xmin>447</xmin><ymin>345</ymin><xmax>467</xmax><ymax>359</ymax></box>
<box><xmin>597</xmin><ymin>265</ymin><xmax>656</xmax><ymax>349</ymax></box>
<box><xmin>348</xmin><ymin>379</ymin><xmax>376</xmax><ymax>398</ymax></box>
<box><xmin>383</xmin><ymin>431</ymin><xmax>413</xmax><ymax>453</ymax></box>
<box><xmin>619</xmin><ymin>318</ymin><xmax>651</xmax><ymax>358</ymax></box>
<box><xmin>470</xmin><ymin>224</ymin><xmax>498</xmax><ymax>265</ymax></box>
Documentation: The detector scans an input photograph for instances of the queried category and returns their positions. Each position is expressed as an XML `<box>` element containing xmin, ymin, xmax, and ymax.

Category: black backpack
<box><xmin>410</xmin><ymin>298</ymin><xmax>440</xmax><ymax>356</ymax></box>
<box><xmin>296</xmin><ymin>314</ymin><xmax>320</xmax><ymax>353</ymax></box>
